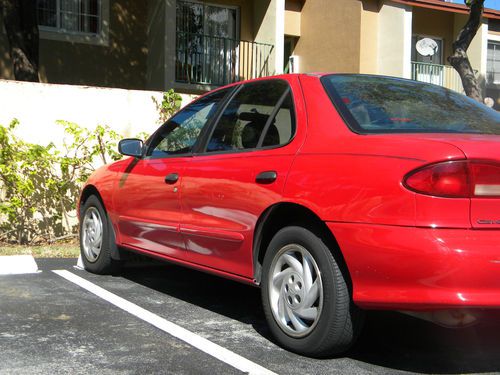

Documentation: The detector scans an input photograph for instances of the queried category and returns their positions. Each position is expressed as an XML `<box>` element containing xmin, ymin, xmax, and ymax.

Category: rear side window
<box><xmin>322</xmin><ymin>74</ymin><xmax>500</xmax><ymax>134</ymax></box>
<box><xmin>206</xmin><ymin>80</ymin><xmax>295</xmax><ymax>152</ymax></box>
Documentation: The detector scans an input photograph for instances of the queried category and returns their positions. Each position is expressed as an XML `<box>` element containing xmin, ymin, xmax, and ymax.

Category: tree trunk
<box><xmin>0</xmin><ymin>0</ymin><xmax>39</xmax><ymax>82</ymax></box>
<box><xmin>448</xmin><ymin>0</ymin><xmax>484</xmax><ymax>103</ymax></box>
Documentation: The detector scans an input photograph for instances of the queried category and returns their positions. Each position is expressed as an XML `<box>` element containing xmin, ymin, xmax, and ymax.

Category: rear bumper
<box><xmin>327</xmin><ymin>222</ymin><xmax>500</xmax><ymax>310</ymax></box>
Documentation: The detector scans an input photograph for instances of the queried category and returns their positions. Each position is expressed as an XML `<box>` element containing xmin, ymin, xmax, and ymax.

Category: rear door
<box><xmin>180</xmin><ymin>77</ymin><xmax>306</xmax><ymax>278</ymax></box>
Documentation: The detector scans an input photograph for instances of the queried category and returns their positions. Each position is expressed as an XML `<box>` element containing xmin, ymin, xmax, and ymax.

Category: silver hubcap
<box><xmin>268</xmin><ymin>244</ymin><xmax>323</xmax><ymax>337</ymax></box>
<box><xmin>82</xmin><ymin>207</ymin><xmax>103</xmax><ymax>262</ymax></box>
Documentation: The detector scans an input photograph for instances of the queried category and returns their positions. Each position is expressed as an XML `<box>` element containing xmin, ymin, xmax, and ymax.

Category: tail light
<box><xmin>403</xmin><ymin>160</ymin><xmax>500</xmax><ymax>198</ymax></box>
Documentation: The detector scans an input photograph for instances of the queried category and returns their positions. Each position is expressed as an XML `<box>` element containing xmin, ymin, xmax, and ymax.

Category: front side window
<box><xmin>147</xmin><ymin>89</ymin><xmax>230</xmax><ymax>158</ymax></box>
<box><xmin>322</xmin><ymin>74</ymin><xmax>500</xmax><ymax>135</ymax></box>
<box><xmin>206</xmin><ymin>80</ymin><xmax>294</xmax><ymax>152</ymax></box>
<box><xmin>37</xmin><ymin>0</ymin><xmax>101</xmax><ymax>35</ymax></box>
<box><xmin>487</xmin><ymin>41</ymin><xmax>500</xmax><ymax>85</ymax></box>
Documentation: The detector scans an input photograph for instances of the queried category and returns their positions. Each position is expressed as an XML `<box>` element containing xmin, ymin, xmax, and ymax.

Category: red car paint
<box><xmin>81</xmin><ymin>74</ymin><xmax>500</xmax><ymax>311</ymax></box>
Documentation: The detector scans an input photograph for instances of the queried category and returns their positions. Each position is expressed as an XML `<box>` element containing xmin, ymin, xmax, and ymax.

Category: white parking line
<box><xmin>53</xmin><ymin>270</ymin><xmax>278</xmax><ymax>375</ymax></box>
<box><xmin>0</xmin><ymin>255</ymin><xmax>39</xmax><ymax>275</ymax></box>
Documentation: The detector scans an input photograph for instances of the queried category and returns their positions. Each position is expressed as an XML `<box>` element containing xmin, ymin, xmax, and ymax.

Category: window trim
<box><xmin>487</xmin><ymin>39</ymin><xmax>500</xmax><ymax>85</ymax></box>
<box><xmin>38</xmin><ymin>0</ymin><xmax>110</xmax><ymax>46</ymax></box>
<box><xmin>195</xmin><ymin>78</ymin><xmax>298</xmax><ymax>156</ymax></box>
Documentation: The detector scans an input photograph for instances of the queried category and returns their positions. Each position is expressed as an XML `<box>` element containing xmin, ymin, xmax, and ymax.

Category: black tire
<box><xmin>79</xmin><ymin>195</ymin><xmax>119</xmax><ymax>274</ymax></box>
<box><xmin>261</xmin><ymin>226</ymin><xmax>363</xmax><ymax>357</ymax></box>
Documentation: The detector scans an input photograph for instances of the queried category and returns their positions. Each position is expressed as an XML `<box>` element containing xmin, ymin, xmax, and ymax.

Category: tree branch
<box><xmin>448</xmin><ymin>0</ymin><xmax>485</xmax><ymax>102</ymax></box>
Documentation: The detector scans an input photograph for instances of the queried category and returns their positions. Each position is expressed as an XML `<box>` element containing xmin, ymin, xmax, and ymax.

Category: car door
<box><xmin>113</xmin><ymin>88</ymin><xmax>230</xmax><ymax>259</ymax></box>
<box><xmin>180</xmin><ymin>77</ymin><xmax>305</xmax><ymax>278</ymax></box>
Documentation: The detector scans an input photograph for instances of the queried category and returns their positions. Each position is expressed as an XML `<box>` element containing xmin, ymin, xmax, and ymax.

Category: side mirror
<box><xmin>118</xmin><ymin>138</ymin><xmax>144</xmax><ymax>158</ymax></box>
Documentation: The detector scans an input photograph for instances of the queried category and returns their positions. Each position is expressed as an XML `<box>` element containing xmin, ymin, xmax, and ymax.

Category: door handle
<box><xmin>256</xmin><ymin>171</ymin><xmax>277</xmax><ymax>184</ymax></box>
<box><xmin>165</xmin><ymin>173</ymin><xmax>179</xmax><ymax>184</ymax></box>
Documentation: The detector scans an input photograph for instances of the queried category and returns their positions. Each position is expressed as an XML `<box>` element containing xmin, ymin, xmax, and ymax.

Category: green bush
<box><xmin>0</xmin><ymin>89</ymin><xmax>181</xmax><ymax>245</ymax></box>
<box><xmin>0</xmin><ymin>121</ymin><xmax>122</xmax><ymax>245</ymax></box>
<box><xmin>152</xmin><ymin>89</ymin><xmax>183</xmax><ymax>124</ymax></box>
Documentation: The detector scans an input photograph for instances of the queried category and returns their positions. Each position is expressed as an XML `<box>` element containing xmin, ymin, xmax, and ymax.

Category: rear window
<box><xmin>321</xmin><ymin>74</ymin><xmax>500</xmax><ymax>134</ymax></box>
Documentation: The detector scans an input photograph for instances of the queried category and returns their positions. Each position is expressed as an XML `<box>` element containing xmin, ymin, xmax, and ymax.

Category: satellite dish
<box><xmin>416</xmin><ymin>38</ymin><xmax>439</xmax><ymax>57</ymax></box>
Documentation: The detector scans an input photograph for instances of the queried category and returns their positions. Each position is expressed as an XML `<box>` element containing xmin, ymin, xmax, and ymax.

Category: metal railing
<box><xmin>175</xmin><ymin>32</ymin><xmax>274</xmax><ymax>86</ymax></box>
<box><xmin>411</xmin><ymin>61</ymin><xmax>467</xmax><ymax>94</ymax></box>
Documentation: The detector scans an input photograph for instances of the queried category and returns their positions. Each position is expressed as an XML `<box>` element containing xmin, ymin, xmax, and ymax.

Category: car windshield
<box><xmin>321</xmin><ymin>74</ymin><xmax>500</xmax><ymax>134</ymax></box>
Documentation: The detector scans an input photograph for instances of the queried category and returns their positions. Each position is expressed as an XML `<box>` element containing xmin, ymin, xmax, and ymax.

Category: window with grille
<box><xmin>487</xmin><ymin>41</ymin><xmax>500</xmax><ymax>85</ymax></box>
<box><xmin>37</xmin><ymin>0</ymin><xmax>101</xmax><ymax>35</ymax></box>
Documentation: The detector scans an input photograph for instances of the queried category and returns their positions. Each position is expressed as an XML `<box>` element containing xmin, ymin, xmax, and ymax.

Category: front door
<box><xmin>113</xmin><ymin>88</ymin><xmax>230</xmax><ymax>258</ymax></box>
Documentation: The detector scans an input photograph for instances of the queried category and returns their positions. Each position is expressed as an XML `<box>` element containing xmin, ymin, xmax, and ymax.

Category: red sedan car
<box><xmin>79</xmin><ymin>74</ymin><xmax>500</xmax><ymax>357</ymax></box>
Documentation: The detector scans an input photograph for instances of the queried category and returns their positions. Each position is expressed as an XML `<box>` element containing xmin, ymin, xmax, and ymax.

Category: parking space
<box><xmin>1</xmin><ymin>257</ymin><xmax>500</xmax><ymax>374</ymax></box>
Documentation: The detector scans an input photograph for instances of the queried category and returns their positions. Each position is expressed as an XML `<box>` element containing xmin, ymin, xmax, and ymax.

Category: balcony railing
<box><xmin>175</xmin><ymin>32</ymin><xmax>274</xmax><ymax>86</ymax></box>
<box><xmin>411</xmin><ymin>61</ymin><xmax>467</xmax><ymax>94</ymax></box>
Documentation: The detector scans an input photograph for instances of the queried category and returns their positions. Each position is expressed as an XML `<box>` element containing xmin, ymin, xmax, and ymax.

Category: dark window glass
<box><xmin>147</xmin><ymin>89</ymin><xmax>229</xmax><ymax>157</ymax></box>
<box><xmin>322</xmin><ymin>75</ymin><xmax>500</xmax><ymax>135</ymax></box>
<box><xmin>206</xmin><ymin>80</ymin><xmax>292</xmax><ymax>152</ymax></box>
<box><xmin>37</xmin><ymin>0</ymin><xmax>100</xmax><ymax>34</ymax></box>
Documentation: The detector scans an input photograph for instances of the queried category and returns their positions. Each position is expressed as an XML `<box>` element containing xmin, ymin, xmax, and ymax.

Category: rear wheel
<box><xmin>80</xmin><ymin>195</ymin><xmax>118</xmax><ymax>274</ymax></box>
<box><xmin>261</xmin><ymin>226</ymin><xmax>363</xmax><ymax>357</ymax></box>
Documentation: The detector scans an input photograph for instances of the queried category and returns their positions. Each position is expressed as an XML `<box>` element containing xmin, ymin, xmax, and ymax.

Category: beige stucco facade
<box><xmin>359</xmin><ymin>0</ymin><xmax>379</xmax><ymax>75</ymax></box>
<box><xmin>0</xmin><ymin>0</ymin><xmax>149</xmax><ymax>90</ymax></box>
<box><xmin>292</xmin><ymin>0</ymin><xmax>361</xmax><ymax>74</ymax></box>
<box><xmin>0</xmin><ymin>0</ymin><xmax>497</xmax><ymax>98</ymax></box>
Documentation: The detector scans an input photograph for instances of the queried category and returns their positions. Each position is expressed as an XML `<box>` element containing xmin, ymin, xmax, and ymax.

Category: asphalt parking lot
<box><xmin>1</xmin><ymin>257</ymin><xmax>500</xmax><ymax>375</ymax></box>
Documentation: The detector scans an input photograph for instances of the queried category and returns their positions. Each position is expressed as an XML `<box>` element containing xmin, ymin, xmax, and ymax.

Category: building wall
<box><xmin>0</xmin><ymin>12</ymin><xmax>14</xmax><ymax>80</ymax></box>
<box><xmin>39</xmin><ymin>0</ymin><xmax>148</xmax><ymax>90</ymax></box>
<box><xmin>0</xmin><ymin>1</ymin><xmax>148</xmax><ymax>90</ymax></box>
<box><xmin>147</xmin><ymin>0</ymin><xmax>167</xmax><ymax>91</ymax></box>
<box><xmin>360</xmin><ymin>0</ymin><xmax>379</xmax><ymax>75</ymax></box>
<box><xmin>0</xmin><ymin>80</ymin><xmax>195</xmax><ymax>148</ymax></box>
<box><xmin>253</xmin><ymin>0</ymin><xmax>283</xmax><ymax>75</ymax></box>
<box><xmin>377</xmin><ymin>1</ymin><xmax>412</xmax><ymax>78</ymax></box>
<box><xmin>284</xmin><ymin>0</ymin><xmax>301</xmax><ymax>37</ymax></box>
<box><xmin>293</xmin><ymin>0</ymin><xmax>362</xmax><ymax>74</ymax></box>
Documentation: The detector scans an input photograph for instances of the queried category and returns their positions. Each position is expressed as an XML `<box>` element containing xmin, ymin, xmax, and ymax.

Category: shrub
<box><xmin>0</xmin><ymin>121</ymin><xmax>122</xmax><ymax>245</ymax></box>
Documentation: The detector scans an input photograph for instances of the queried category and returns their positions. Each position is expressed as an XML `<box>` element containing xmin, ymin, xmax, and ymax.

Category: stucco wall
<box><xmin>293</xmin><ymin>0</ymin><xmax>362</xmax><ymax>74</ymax></box>
<box><xmin>0</xmin><ymin>80</ymin><xmax>195</xmax><ymax>148</ymax></box>
<box><xmin>38</xmin><ymin>0</ymin><xmax>148</xmax><ymax>90</ymax></box>
<box><xmin>253</xmin><ymin>0</ymin><xmax>283</xmax><ymax>75</ymax></box>
<box><xmin>147</xmin><ymin>0</ymin><xmax>167</xmax><ymax>91</ymax></box>
<box><xmin>360</xmin><ymin>0</ymin><xmax>379</xmax><ymax>75</ymax></box>
<box><xmin>0</xmin><ymin>1</ymin><xmax>148</xmax><ymax>89</ymax></box>
<box><xmin>377</xmin><ymin>1</ymin><xmax>412</xmax><ymax>78</ymax></box>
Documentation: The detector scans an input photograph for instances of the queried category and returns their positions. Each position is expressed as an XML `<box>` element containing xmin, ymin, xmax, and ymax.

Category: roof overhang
<box><xmin>390</xmin><ymin>0</ymin><xmax>500</xmax><ymax>20</ymax></box>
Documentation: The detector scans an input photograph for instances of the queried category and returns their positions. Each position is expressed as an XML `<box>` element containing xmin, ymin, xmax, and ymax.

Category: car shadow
<box><xmin>119</xmin><ymin>260</ymin><xmax>500</xmax><ymax>374</ymax></box>
<box><xmin>351</xmin><ymin>309</ymin><xmax>500</xmax><ymax>374</ymax></box>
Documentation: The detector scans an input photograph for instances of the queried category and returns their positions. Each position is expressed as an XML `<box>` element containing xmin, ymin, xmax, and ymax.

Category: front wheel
<box><xmin>261</xmin><ymin>226</ymin><xmax>363</xmax><ymax>357</ymax></box>
<box><xmin>80</xmin><ymin>195</ymin><xmax>118</xmax><ymax>274</ymax></box>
